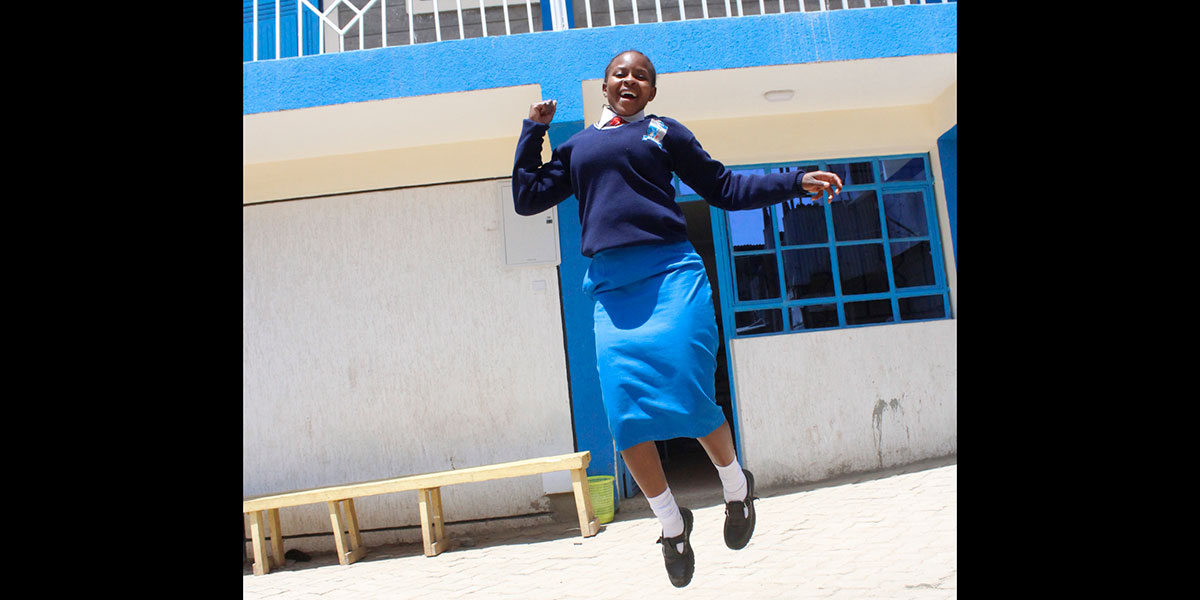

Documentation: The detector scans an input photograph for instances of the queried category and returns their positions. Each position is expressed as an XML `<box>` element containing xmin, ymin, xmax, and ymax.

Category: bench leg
<box><xmin>327</xmin><ymin>500</ymin><xmax>368</xmax><ymax>566</ymax></box>
<box><xmin>267</xmin><ymin>509</ymin><xmax>285</xmax><ymax>568</ymax></box>
<box><xmin>247</xmin><ymin>511</ymin><xmax>271</xmax><ymax>575</ymax></box>
<box><xmin>344</xmin><ymin>498</ymin><xmax>364</xmax><ymax>551</ymax></box>
<box><xmin>417</xmin><ymin>487</ymin><xmax>447</xmax><ymax>557</ymax></box>
<box><xmin>570</xmin><ymin>467</ymin><xmax>600</xmax><ymax>537</ymax></box>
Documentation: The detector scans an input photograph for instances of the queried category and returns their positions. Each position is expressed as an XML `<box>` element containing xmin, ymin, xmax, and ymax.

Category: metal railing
<box><xmin>244</xmin><ymin>0</ymin><xmax>952</xmax><ymax>62</ymax></box>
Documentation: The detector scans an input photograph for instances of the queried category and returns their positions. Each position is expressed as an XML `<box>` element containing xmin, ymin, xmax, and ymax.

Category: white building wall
<box><xmin>731</xmin><ymin>319</ymin><xmax>957</xmax><ymax>488</ymax></box>
<box><xmin>243</xmin><ymin>179</ymin><xmax>574</xmax><ymax>550</ymax></box>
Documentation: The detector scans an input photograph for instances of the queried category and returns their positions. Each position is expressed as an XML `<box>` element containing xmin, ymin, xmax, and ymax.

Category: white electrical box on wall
<box><xmin>499</xmin><ymin>180</ymin><xmax>561</xmax><ymax>267</ymax></box>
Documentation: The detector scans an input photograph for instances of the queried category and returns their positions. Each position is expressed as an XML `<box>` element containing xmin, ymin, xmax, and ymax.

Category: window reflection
<box><xmin>880</xmin><ymin>157</ymin><xmax>926</xmax><ymax>182</ymax></box>
<box><xmin>735</xmin><ymin>309</ymin><xmax>783</xmax><ymax>336</ymax></box>
<box><xmin>837</xmin><ymin>244</ymin><xmax>889</xmax><ymax>295</ymax></box>
<box><xmin>789</xmin><ymin>304</ymin><xmax>838</xmax><ymax>330</ymax></box>
<box><xmin>782</xmin><ymin>248</ymin><xmax>834</xmax><ymax>300</ymax></box>
<box><xmin>776</xmin><ymin>197</ymin><xmax>827</xmax><ymax>246</ymax></box>
<box><xmin>733</xmin><ymin>254</ymin><xmax>780</xmax><ymax>301</ymax></box>
<box><xmin>828</xmin><ymin>161</ymin><xmax>874</xmax><ymax>186</ymax></box>
<box><xmin>728</xmin><ymin>208</ymin><xmax>774</xmax><ymax>251</ymax></box>
<box><xmin>890</xmin><ymin>241</ymin><xmax>935</xmax><ymax>288</ymax></box>
<box><xmin>831</xmin><ymin>190</ymin><xmax>881</xmax><ymax>241</ymax></box>
<box><xmin>899</xmin><ymin>295</ymin><xmax>946</xmax><ymax>321</ymax></box>
<box><xmin>845</xmin><ymin>299</ymin><xmax>893</xmax><ymax>325</ymax></box>
<box><xmin>884</xmin><ymin>191</ymin><xmax>928</xmax><ymax>238</ymax></box>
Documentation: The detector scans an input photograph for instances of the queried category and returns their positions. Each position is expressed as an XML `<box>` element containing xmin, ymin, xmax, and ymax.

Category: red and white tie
<box><xmin>605</xmin><ymin>116</ymin><xmax>625</xmax><ymax>127</ymax></box>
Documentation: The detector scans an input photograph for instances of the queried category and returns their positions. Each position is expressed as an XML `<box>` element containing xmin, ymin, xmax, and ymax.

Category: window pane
<box><xmin>880</xmin><ymin>157</ymin><xmax>926</xmax><ymax>182</ymax></box>
<box><xmin>734</xmin><ymin>254</ymin><xmax>780</xmax><ymax>301</ymax></box>
<box><xmin>899</xmin><ymin>295</ymin><xmax>946</xmax><ymax>321</ymax></box>
<box><xmin>883</xmin><ymin>191</ymin><xmax>928</xmax><ymax>238</ymax></box>
<box><xmin>831</xmin><ymin>190</ymin><xmax>881</xmax><ymax>241</ymax></box>
<box><xmin>844</xmin><ymin>299</ymin><xmax>893</xmax><ymax>325</ymax></box>
<box><xmin>828</xmin><ymin>161</ymin><xmax>874</xmax><ymax>186</ymax></box>
<box><xmin>836</xmin><ymin>244</ymin><xmax>889</xmax><ymax>295</ymax></box>
<box><xmin>789</xmin><ymin>304</ymin><xmax>838</xmax><ymax>330</ymax></box>
<box><xmin>782</xmin><ymin>248</ymin><xmax>834</xmax><ymax>300</ymax></box>
<box><xmin>735</xmin><ymin>309</ymin><xmax>783</xmax><ymax>336</ymax></box>
<box><xmin>890</xmin><ymin>241</ymin><xmax>936</xmax><ymax>288</ymax></box>
<box><xmin>775</xmin><ymin>197</ymin><xmax>827</xmax><ymax>245</ymax></box>
<box><xmin>728</xmin><ymin>208</ymin><xmax>774</xmax><ymax>251</ymax></box>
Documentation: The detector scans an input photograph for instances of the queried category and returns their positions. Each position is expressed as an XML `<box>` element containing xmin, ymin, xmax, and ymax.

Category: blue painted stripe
<box><xmin>245</xmin><ymin>4</ymin><xmax>956</xmax><ymax>116</ymax></box>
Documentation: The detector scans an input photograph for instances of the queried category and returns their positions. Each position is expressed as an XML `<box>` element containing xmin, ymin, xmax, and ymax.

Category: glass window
<box><xmin>733</xmin><ymin>254</ymin><xmax>780</xmax><ymax>302</ymax></box>
<box><xmin>883</xmin><ymin>191</ymin><xmax>928</xmax><ymax>238</ymax></box>
<box><xmin>831</xmin><ymin>191</ymin><xmax>882</xmax><ymax>241</ymax></box>
<box><xmin>782</xmin><ymin>248</ymin><xmax>834</xmax><ymax>300</ymax></box>
<box><xmin>728</xmin><ymin>208</ymin><xmax>774</xmax><ymax>251</ymax></box>
<box><xmin>845</xmin><ymin>299</ymin><xmax>893</xmax><ymax>325</ymax></box>
<box><xmin>828</xmin><ymin>161</ymin><xmax>874</xmax><ymax>186</ymax></box>
<box><xmin>880</xmin><ymin>157</ymin><xmax>926</xmax><ymax>182</ymax></box>
<box><xmin>789</xmin><ymin>304</ymin><xmax>838</xmax><ymax>330</ymax></box>
<box><xmin>776</xmin><ymin>197</ymin><xmax>827</xmax><ymax>245</ymax></box>
<box><xmin>735</xmin><ymin>309</ymin><xmax>783</xmax><ymax>336</ymax></box>
<box><xmin>890</xmin><ymin>241</ymin><xmax>936</xmax><ymax>288</ymax></box>
<box><xmin>837</xmin><ymin>244</ymin><xmax>890</xmax><ymax>295</ymax></box>
<box><xmin>899</xmin><ymin>295</ymin><xmax>947</xmax><ymax>321</ymax></box>
<box><xmin>704</xmin><ymin>153</ymin><xmax>950</xmax><ymax>337</ymax></box>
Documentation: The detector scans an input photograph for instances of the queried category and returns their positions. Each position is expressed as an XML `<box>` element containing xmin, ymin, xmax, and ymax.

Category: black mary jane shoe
<box><xmin>657</xmin><ymin>507</ymin><xmax>695</xmax><ymax>588</ymax></box>
<box><xmin>724</xmin><ymin>470</ymin><xmax>758</xmax><ymax>550</ymax></box>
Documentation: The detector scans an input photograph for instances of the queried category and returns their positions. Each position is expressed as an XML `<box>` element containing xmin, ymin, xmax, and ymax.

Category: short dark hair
<box><xmin>605</xmin><ymin>50</ymin><xmax>657</xmax><ymax>87</ymax></box>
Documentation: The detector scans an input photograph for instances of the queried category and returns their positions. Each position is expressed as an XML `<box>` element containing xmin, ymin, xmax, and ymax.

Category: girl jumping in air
<box><xmin>512</xmin><ymin>49</ymin><xmax>842</xmax><ymax>588</ymax></box>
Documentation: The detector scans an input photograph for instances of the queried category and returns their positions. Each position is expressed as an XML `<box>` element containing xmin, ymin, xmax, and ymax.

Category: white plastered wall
<box><xmin>243</xmin><ymin>179</ymin><xmax>573</xmax><ymax>550</ymax></box>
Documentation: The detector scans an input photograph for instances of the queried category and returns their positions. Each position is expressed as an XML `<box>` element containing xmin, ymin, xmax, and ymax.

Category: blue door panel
<box><xmin>244</xmin><ymin>0</ymin><xmax>322</xmax><ymax>62</ymax></box>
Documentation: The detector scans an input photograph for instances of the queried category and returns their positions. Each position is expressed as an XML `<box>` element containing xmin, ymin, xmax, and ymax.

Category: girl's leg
<box><xmin>698</xmin><ymin>421</ymin><xmax>747</xmax><ymax>500</ymax></box>
<box><xmin>698</xmin><ymin>420</ymin><xmax>757</xmax><ymax>550</ymax></box>
<box><xmin>622</xmin><ymin>440</ymin><xmax>693</xmax><ymax>586</ymax></box>
<box><xmin>619</xmin><ymin>440</ymin><xmax>668</xmax><ymax>498</ymax></box>
<box><xmin>621</xmin><ymin>441</ymin><xmax>684</xmax><ymax>539</ymax></box>
<box><xmin>697</xmin><ymin>420</ymin><xmax>737</xmax><ymax>468</ymax></box>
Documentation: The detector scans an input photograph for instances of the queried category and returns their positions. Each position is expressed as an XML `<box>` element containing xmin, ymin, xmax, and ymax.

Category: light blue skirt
<box><xmin>583</xmin><ymin>241</ymin><xmax>727</xmax><ymax>452</ymax></box>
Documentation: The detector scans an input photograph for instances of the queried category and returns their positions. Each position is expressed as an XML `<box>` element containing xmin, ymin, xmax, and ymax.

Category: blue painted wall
<box><xmin>244</xmin><ymin>4</ymin><xmax>957</xmax><ymax>489</ymax></box>
<box><xmin>244</xmin><ymin>5</ymin><xmax>957</xmax><ymax>117</ymax></box>
<box><xmin>937</xmin><ymin>125</ymin><xmax>957</xmax><ymax>264</ymax></box>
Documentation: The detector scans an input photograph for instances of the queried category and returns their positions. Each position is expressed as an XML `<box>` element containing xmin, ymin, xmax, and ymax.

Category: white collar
<box><xmin>595</xmin><ymin>105</ymin><xmax>646</xmax><ymax>130</ymax></box>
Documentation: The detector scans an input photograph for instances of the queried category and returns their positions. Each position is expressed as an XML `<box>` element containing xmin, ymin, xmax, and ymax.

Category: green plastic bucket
<box><xmin>588</xmin><ymin>475</ymin><xmax>615</xmax><ymax>524</ymax></box>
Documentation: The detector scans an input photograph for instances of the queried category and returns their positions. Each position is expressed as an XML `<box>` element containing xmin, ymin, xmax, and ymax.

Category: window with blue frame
<box><xmin>678</xmin><ymin>154</ymin><xmax>950</xmax><ymax>337</ymax></box>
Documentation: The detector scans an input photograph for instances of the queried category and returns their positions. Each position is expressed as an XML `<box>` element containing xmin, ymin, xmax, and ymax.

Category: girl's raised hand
<box><xmin>529</xmin><ymin>100</ymin><xmax>557</xmax><ymax>125</ymax></box>
<box><xmin>801</xmin><ymin>171</ymin><xmax>844</xmax><ymax>203</ymax></box>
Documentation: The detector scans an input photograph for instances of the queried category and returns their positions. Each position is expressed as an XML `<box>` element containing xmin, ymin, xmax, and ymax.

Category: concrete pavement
<box><xmin>242</xmin><ymin>456</ymin><xmax>956</xmax><ymax>599</ymax></box>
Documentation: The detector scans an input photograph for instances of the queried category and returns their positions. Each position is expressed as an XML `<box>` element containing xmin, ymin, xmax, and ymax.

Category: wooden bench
<box><xmin>242</xmin><ymin>451</ymin><xmax>600</xmax><ymax>575</ymax></box>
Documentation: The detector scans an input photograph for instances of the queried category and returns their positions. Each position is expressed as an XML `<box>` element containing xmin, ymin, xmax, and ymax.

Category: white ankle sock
<box><xmin>646</xmin><ymin>487</ymin><xmax>685</xmax><ymax>552</ymax></box>
<box><xmin>715</xmin><ymin>457</ymin><xmax>748</xmax><ymax>515</ymax></box>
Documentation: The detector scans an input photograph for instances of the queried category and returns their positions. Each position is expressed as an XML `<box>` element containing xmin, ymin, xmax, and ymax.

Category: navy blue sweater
<box><xmin>512</xmin><ymin>116</ymin><xmax>805</xmax><ymax>257</ymax></box>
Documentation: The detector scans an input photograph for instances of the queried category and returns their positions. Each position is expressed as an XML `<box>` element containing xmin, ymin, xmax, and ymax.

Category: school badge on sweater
<box><xmin>643</xmin><ymin>118</ymin><xmax>667</xmax><ymax>148</ymax></box>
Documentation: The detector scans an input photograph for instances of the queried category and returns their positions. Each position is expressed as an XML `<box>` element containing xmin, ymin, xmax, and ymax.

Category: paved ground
<box><xmin>242</xmin><ymin>456</ymin><xmax>956</xmax><ymax>599</ymax></box>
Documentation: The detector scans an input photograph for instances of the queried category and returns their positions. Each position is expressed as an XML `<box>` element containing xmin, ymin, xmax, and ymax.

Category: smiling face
<box><xmin>602</xmin><ymin>51</ymin><xmax>657</xmax><ymax>117</ymax></box>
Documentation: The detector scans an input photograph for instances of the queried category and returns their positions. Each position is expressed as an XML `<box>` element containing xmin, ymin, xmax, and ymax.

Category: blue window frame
<box><xmin>677</xmin><ymin>153</ymin><xmax>951</xmax><ymax>338</ymax></box>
